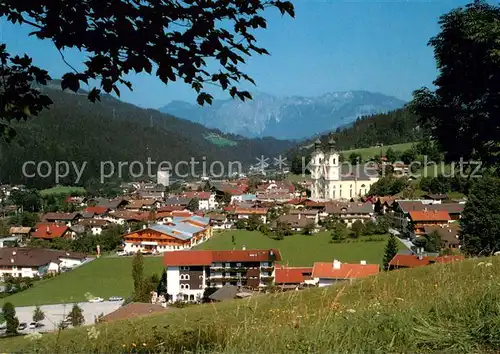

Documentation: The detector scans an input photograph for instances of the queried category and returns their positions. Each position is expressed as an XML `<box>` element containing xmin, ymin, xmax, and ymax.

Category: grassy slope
<box><xmin>196</xmin><ymin>230</ymin><xmax>406</xmax><ymax>266</ymax></box>
<box><xmin>342</xmin><ymin>142</ymin><xmax>414</xmax><ymax>161</ymax></box>
<box><xmin>1</xmin><ymin>232</ymin><xmax>404</xmax><ymax>307</ymax></box>
<box><xmin>39</xmin><ymin>186</ymin><xmax>87</xmax><ymax>196</ymax></box>
<box><xmin>0</xmin><ymin>257</ymin><xmax>164</xmax><ymax>307</ymax></box>
<box><xmin>3</xmin><ymin>257</ymin><xmax>500</xmax><ymax>353</ymax></box>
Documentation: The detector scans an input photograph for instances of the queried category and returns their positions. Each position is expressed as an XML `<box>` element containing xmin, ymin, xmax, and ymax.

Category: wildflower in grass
<box><xmin>132</xmin><ymin>343</ymin><xmax>136</xmax><ymax>347</ymax></box>
<box><xmin>26</xmin><ymin>332</ymin><xmax>42</xmax><ymax>341</ymax></box>
<box><xmin>486</xmin><ymin>262</ymin><xmax>493</xmax><ymax>267</ymax></box>
<box><xmin>346</xmin><ymin>309</ymin><xmax>356</xmax><ymax>313</ymax></box>
<box><xmin>143</xmin><ymin>343</ymin><xmax>147</xmax><ymax>346</ymax></box>
<box><xmin>477</xmin><ymin>262</ymin><xmax>485</xmax><ymax>267</ymax></box>
<box><xmin>87</xmin><ymin>326</ymin><xmax>100</xmax><ymax>340</ymax></box>
<box><xmin>122</xmin><ymin>344</ymin><xmax>126</xmax><ymax>348</ymax></box>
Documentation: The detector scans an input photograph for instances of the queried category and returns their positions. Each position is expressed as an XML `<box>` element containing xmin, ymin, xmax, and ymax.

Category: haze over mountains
<box><xmin>160</xmin><ymin>91</ymin><xmax>406</xmax><ymax>140</ymax></box>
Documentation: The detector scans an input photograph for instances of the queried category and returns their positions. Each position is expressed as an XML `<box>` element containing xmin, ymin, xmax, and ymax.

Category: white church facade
<box><xmin>310</xmin><ymin>139</ymin><xmax>379</xmax><ymax>201</ymax></box>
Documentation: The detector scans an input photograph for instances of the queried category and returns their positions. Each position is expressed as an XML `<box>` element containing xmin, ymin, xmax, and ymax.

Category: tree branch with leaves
<box><xmin>0</xmin><ymin>0</ymin><xmax>294</xmax><ymax>137</ymax></box>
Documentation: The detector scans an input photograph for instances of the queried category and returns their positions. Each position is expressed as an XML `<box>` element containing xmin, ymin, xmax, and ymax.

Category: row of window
<box><xmin>180</xmin><ymin>284</ymin><xmax>203</xmax><ymax>290</ymax></box>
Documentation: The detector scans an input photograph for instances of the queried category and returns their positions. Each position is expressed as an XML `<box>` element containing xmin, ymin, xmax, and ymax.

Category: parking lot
<box><xmin>12</xmin><ymin>301</ymin><xmax>123</xmax><ymax>333</ymax></box>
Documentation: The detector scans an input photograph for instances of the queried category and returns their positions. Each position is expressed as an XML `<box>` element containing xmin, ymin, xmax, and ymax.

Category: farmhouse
<box><xmin>323</xmin><ymin>202</ymin><xmax>374</xmax><ymax>226</ymax></box>
<box><xmin>423</xmin><ymin>224</ymin><xmax>461</xmax><ymax>249</ymax></box>
<box><xmin>42</xmin><ymin>212</ymin><xmax>82</xmax><ymax>226</ymax></box>
<box><xmin>0</xmin><ymin>248</ymin><xmax>87</xmax><ymax>280</ymax></box>
<box><xmin>162</xmin><ymin>248</ymin><xmax>281</xmax><ymax>302</ymax></box>
<box><xmin>408</xmin><ymin>210</ymin><xmax>451</xmax><ymax>237</ymax></box>
<box><xmin>31</xmin><ymin>223</ymin><xmax>73</xmax><ymax>240</ymax></box>
<box><xmin>9</xmin><ymin>227</ymin><xmax>32</xmax><ymax>240</ymax></box>
<box><xmin>125</xmin><ymin>199</ymin><xmax>160</xmax><ymax>212</ymax></box>
<box><xmin>232</xmin><ymin>208</ymin><xmax>268</xmax><ymax>223</ymax></box>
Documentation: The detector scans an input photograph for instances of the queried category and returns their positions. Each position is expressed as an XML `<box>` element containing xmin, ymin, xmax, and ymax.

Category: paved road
<box><xmin>12</xmin><ymin>301</ymin><xmax>123</xmax><ymax>333</ymax></box>
<box><xmin>389</xmin><ymin>228</ymin><xmax>414</xmax><ymax>250</ymax></box>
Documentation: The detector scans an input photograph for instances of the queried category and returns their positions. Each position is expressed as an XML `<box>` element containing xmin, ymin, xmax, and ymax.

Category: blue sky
<box><xmin>1</xmin><ymin>0</ymin><xmax>472</xmax><ymax>108</ymax></box>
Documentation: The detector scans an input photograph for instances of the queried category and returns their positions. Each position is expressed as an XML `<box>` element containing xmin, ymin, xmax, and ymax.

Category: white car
<box><xmin>116</xmin><ymin>250</ymin><xmax>127</xmax><ymax>256</ymax></box>
<box><xmin>88</xmin><ymin>297</ymin><xmax>104</xmax><ymax>303</ymax></box>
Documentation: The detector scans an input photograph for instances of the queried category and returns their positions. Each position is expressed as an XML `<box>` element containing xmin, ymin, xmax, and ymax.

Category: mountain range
<box><xmin>160</xmin><ymin>91</ymin><xmax>406</xmax><ymax>140</ymax></box>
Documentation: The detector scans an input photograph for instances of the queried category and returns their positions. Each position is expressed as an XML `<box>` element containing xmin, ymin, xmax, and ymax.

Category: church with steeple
<box><xmin>310</xmin><ymin>139</ymin><xmax>379</xmax><ymax>201</ymax></box>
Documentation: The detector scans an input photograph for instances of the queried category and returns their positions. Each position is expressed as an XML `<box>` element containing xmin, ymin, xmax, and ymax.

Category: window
<box><xmin>184</xmin><ymin>284</ymin><xmax>190</xmax><ymax>290</ymax></box>
<box><xmin>185</xmin><ymin>274</ymin><xmax>190</xmax><ymax>280</ymax></box>
<box><xmin>189</xmin><ymin>294</ymin><xmax>194</xmax><ymax>301</ymax></box>
<box><xmin>180</xmin><ymin>284</ymin><xmax>184</xmax><ymax>290</ymax></box>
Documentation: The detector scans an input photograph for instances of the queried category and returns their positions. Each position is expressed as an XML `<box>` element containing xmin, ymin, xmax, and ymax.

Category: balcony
<box><xmin>260</xmin><ymin>266</ymin><xmax>274</xmax><ymax>272</ymax></box>
<box><xmin>246</xmin><ymin>268</ymin><xmax>260</xmax><ymax>277</ymax></box>
<box><xmin>260</xmin><ymin>274</ymin><xmax>274</xmax><ymax>279</ymax></box>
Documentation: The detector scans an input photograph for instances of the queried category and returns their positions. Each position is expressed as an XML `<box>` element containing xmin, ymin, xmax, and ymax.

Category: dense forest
<box><xmin>0</xmin><ymin>86</ymin><xmax>294</xmax><ymax>188</ymax></box>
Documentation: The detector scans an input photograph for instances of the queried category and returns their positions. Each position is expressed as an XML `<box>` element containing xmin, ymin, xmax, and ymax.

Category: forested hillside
<box><xmin>288</xmin><ymin>107</ymin><xmax>424</xmax><ymax>157</ymax></box>
<box><xmin>0</xmin><ymin>87</ymin><xmax>294</xmax><ymax>188</ymax></box>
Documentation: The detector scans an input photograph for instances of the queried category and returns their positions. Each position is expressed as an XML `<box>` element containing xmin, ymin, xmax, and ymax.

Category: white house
<box><xmin>0</xmin><ymin>248</ymin><xmax>87</xmax><ymax>280</ymax></box>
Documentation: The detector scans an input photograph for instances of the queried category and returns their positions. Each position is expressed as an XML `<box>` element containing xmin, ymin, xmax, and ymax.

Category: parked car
<box><xmin>18</xmin><ymin>322</ymin><xmax>27</xmax><ymax>330</ymax></box>
<box><xmin>116</xmin><ymin>250</ymin><xmax>127</xmax><ymax>256</ymax></box>
<box><xmin>28</xmin><ymin>322</ymin><xmax>37</xmax><ymax>329</ymax></box>
<box><xmin>88</xmin><ymin>297</ymin><xmax>104</xmax><ymax>303</ymax></box>
<box><xmin>108</xmin><ymin>296</ymin><xmax>124</xmax><ymax>302</ymax></box>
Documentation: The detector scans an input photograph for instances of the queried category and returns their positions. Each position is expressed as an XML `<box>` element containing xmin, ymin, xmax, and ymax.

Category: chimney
<box><xmin>12</xmin><ymin>251</ymin><xmax>16</xmax><ymax>256</ymax></box>
<box><xmin>418</xmin><ymin>254</ymin><xmax>423</xmax><ymax>260</ymax></box>
<box><xmin>142</xmin><ymin>224</ymin><xmax>147</xmax><ymax>229</ymax></box>
<box><xmin>333</xmin><ymin>259</ymin><xmax>341</xmax><ymax>269</ymax></box>
<box><xmin>360</xmin><ymin>260</ymin><xmax>367</xmax><ymax>265</ymax></box>
<box><xmin>10</xmin><ymin>258</ymin><xmax>14</xmax><ymax>263</ymax></box>
<box><xmin>242</xmin><ymin>244</ymin><xmax>246</xmax><ymax>250</ymax></box>
<box><xmin>46</xmin><ymin>226</ymin><xmax>50</xmax><ymax>234</ymax></box>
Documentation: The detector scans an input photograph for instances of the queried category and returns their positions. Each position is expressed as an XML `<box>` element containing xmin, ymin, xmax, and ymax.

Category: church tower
<box><xmin>324</xmin><ymin>139</ymin><xmax>340</xmax><ymax>199</ymax></box>
<box><xmin>310</xmin><ymin>139</ymin><xmax>324</xmax><ymax>200</ymax></box>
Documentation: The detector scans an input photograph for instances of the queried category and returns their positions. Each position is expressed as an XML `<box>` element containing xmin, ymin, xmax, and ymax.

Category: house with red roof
<box><xmin>312</xmin><ymin>259</ymin><xmax>379</xmax><ymax>287</ymax></box>
<box><xmin>388</xmin><ymin>253</ymin><xmax>464</xmax><ymax>270</ymax></box>
<box><xmin>180</xmin><ymin>191</ymin><xmax>217</xmax><ymax>210</ymax></box>
<box><xmin>83</xmin><ymin>206</ymin><xmax>110</xmax><ymax>219</ymax></box>
<box><xmin>31</xmin><ymin>223</ymin><xmax>73</xmax><ymax>240</ymax></box>
<box><xmin>162</xmin><ymin>248</ymin><xmax>281</xmax><ymax>302</ymax></box>
<box><xmin>275</xmin><ymin>265</ymin><xmax>314</xmax><ymax>289</ymax></box>
<box><xmin>408</xmin><ymin>209</ymin><xmax>451</xmax><ymax>236</ymax></box>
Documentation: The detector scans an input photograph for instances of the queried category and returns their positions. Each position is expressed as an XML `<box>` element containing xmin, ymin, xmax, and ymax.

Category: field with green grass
<box><xmin>204</xmin><ymin>133</ymin><xmax>238</xmax><ymax>147</ymax></box>
<box><xmin>0</xmin><ymin>257</ymin><xmax>164</xmax><ymax>307</ymax></box>
<box><xmin>2</xmin><ymin>257</ymin><xmax>498</xmax><ymax>353</ymax></box>
<box><xmin>39</xmin><ymin>185</ymin><xmax>87</xmax><ymax>196</ymax></box>
<box><xmin>196</xmin><ymin>230</ymin><xmax>405</xmax><ymax>266</ymax></box>
<box><xmin>342</xmin><ymin>142</ymin><xmax>415</xmax><ymax>161</ymax></box>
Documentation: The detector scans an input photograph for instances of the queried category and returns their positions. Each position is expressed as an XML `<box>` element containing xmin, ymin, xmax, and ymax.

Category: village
<box><xmin>0</xmin><ymin>155</ymin><xmax>468</xmax><ymax>312</ymax></box>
